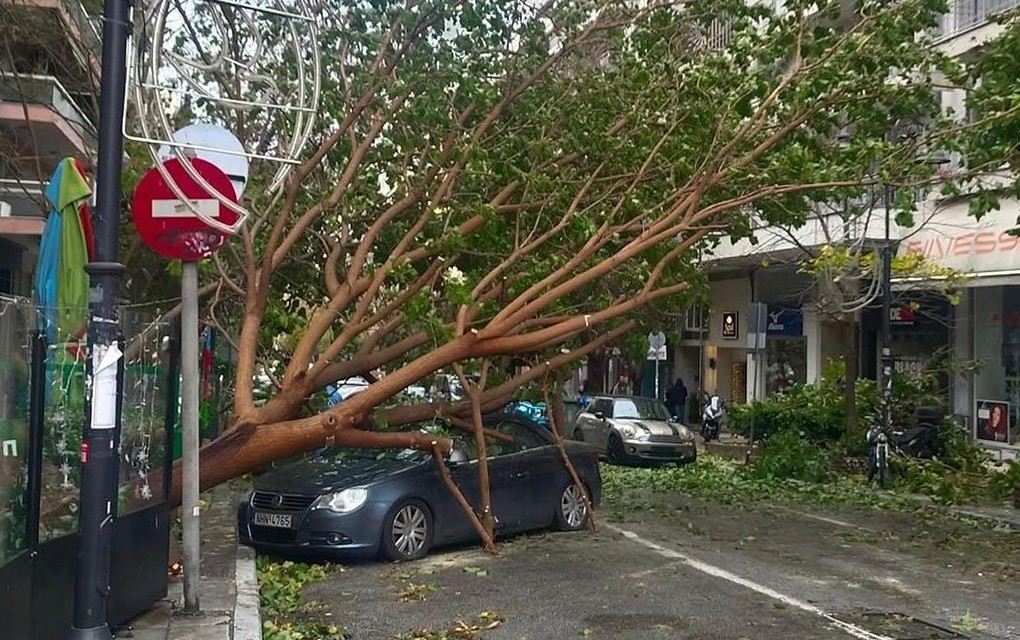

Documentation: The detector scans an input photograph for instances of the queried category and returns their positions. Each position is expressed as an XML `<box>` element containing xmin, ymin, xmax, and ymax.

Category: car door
<box><xmin>487</xmin><ymin>419</ymin><xmax>560</xmax><ymax>531</ymax></box>
<box><xmin>578</xmin><ymin>398</ymin><xmax>610</xmax><ymax>447</ymax></box>
<box><xmin>434</xmin><ymin>430</ymin><xmax>515</xmax><ymax>542</ymax></box>
<box><xmin>593</xmin><ymin>399</ymin><xmax>615</xmax><ymax>450</ymax></box>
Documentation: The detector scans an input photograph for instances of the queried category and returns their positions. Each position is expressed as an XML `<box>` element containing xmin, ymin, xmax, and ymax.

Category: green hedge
<box><xmin>728</xmin><ymin>359</ymin><xmax>944</xmax><ymax>444</ymax></box>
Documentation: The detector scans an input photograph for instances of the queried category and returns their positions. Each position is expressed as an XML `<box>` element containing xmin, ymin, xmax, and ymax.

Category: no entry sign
<box><xmin>131</xmin><ymin>157</ymin><xmax>239</xmax><ymax>261</ymax></box>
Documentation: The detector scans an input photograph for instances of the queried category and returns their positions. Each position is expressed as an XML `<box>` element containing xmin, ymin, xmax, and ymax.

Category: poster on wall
<box><xmin>975</xmin><ymin>399</ymin><xmax>1011</xmax><ymax>443</ymax></box>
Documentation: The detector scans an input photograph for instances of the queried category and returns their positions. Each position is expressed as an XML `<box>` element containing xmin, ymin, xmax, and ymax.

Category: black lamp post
<box><xmin>69</xmin><ymin>0</ymin><xmax>131</xmax><ymax>637</ymax></box>
<box><xmin>877</xmin><ymin>123</ymin><xmax>949</xmax><ymax>439</ymax></box>
<box><xmin>879</xmin><ymin>180</ymin><xmax>895</xmax><ymax>441</ymax></box>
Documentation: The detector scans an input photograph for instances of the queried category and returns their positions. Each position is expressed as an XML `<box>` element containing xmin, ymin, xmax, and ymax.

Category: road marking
<box><xmin>607</xmin><ymin>524</ymin><xmax>894</xmax><ymax>640</ymax></box>
<box><xmin>770</xmin><ymin>506</ymin><xmax>877</xmax><ymax>532</ymax></box>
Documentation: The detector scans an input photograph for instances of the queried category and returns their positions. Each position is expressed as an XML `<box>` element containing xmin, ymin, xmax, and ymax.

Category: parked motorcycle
<box><xmin>867</xmin><ymin>406</ymin><xmax>942</xmax><ymax>486</ymax></box>
<box><xmin>701</xmin><ymin>395</ymin><xmax>724</xmax><ymax>442</ymax></box>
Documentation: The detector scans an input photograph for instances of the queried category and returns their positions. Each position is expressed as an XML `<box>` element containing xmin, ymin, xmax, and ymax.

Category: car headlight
<box><xmin>674</xmin><ymin>424</ymin><xmax>693</xmax><ymax>440</ymax></box>
<box><xmin>615</xmin><ymin>423</ymin><xmax>636</xmax><ymax>439</ymax></box>
<box><xmin>314</xmin><ymin>487</ymin><xmax>369</xmax><ymax>513</ymax></box>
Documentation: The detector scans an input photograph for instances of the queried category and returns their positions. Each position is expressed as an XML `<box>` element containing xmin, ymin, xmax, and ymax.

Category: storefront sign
<box><xmin>721</xmin><ymin>311</ymin><xmax>738</xmax><ymax>340</ymax></box>
<box><xmin>899</xmin><ymin>198</ymin><xmax>1020</xmax><ymax>275</ymax></box>
<box><xmin>890</xmin><ymin>305</ymin><xmax>918</xmax><ymax>326</ymax></box>
<box><xmin>766</xmin><ymin>306</ymin><xmax>803</xmax><ymax>336</ymax></box>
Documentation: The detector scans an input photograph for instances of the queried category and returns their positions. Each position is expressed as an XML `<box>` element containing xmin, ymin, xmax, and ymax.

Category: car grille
<box><xmin>648</xmin><ymin>434</ymin><xmax>685</xmax><ymax>444</ymax></box>
<box><xmin>646</xmin><ymin>446</ymin><xmax>683</xmax><ymax>457</ymax></box>
<box><xmin>251</xmin><ymin>491</ymin><xmax>317</xmax><ymax>512</ymax></box>
<box><xmin>250</xmin><ymin>525</ymin><xmax>298</xmax><ymax>545</ymax></box>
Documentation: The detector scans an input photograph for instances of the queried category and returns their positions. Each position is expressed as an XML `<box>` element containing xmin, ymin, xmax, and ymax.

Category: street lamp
<box><xmin>69</xmin><ymin>0</ymin><xmax>131</xmax><ymax>637</ymax></box>
<box><xmin>877</xmin><ymin>124</ymin><xmax>949</xmax><ymax>442</ymax></box>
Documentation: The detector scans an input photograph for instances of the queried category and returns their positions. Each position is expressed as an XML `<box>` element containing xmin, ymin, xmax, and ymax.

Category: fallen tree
<box><xmin>147</xmin><ymin>0</ymin><xmax>990</xmax><ymax>517</ymax></box>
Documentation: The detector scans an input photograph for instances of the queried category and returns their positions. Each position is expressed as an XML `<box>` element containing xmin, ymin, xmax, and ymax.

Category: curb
<box><xmin>233</xmin><ymin>542</ymin><xmax>262</xmax><ymax>639</ymax></box>
<box><xmin>901</xmin><ymin>494</ymin><xmax>1020</xmax><ymax>530</ymax></box>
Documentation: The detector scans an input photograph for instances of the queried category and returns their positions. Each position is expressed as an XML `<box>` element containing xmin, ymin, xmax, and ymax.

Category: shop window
<box><xmin>973</xmin><ymin>286</ymin><xmax>1020</xmax><ymax>445</ymax></box>
<box><xmin>765</xmin><ymin>338</ymin><xmax>807</xmax><ymax>396</ymax></box>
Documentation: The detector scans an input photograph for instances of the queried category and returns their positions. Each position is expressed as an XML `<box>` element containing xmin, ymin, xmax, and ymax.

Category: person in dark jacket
<box><xmin>666</xmin><ymin>377</ymin><xmax>688</xmax><ymax>421</ymax></box>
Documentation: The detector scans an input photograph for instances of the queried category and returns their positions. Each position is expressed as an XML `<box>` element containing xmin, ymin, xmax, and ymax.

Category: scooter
<box><xmin>701</xmin><ymin>395</ymin><xmax>724</xmax><ymax>442</ymax></box>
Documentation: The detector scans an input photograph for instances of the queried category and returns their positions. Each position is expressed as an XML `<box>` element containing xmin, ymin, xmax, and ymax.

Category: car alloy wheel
<box><xmin>557</xmin><ymin>483</ymin><xmax>588</xmax><ymax>531</ymax></box>
<box><xmin>391</xmin><ymin>504</ymin><xmax>429</xmax><ymax>558</ymax></box>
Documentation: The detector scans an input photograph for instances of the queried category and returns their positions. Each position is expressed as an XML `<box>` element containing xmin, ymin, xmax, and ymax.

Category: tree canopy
<box><xmin>140</xmin><ymin>0</ymin><xmax>1016</xmax><ymax>499</ymax></box>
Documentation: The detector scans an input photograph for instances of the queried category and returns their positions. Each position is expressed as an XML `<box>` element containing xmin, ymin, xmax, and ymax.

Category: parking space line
<box><xmin>770</xmin><ymin>506</ymin><xmax>878</xmax><ymax>532</ymax></box>
<box><xmin>606</xmin><ymin>524</ymin><xmax>894</xmax><ymax>640</ymax></box>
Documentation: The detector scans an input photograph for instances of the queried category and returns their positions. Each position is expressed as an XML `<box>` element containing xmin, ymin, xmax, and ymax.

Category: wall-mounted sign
<box><xmin>722</xmin><ymin>311</ymin><xmax>738</xmax><ymax>340</ymax></box>
<box><xmin>766</xmin><ymin>306</ymin><xmax>803</xmax><ymax>336</ymax></box>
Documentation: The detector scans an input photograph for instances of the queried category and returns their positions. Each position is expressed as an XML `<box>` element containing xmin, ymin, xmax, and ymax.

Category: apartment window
<box><xmin>0</xmin><ymin>267</ymin><xmax>11</xmax><ymax>295</ymax></box>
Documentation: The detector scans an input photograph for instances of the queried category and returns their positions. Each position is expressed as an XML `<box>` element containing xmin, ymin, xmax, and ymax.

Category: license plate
<box><xmin>254</xmin><ymin>512</ymin><xmax>293</xmax><ymax>528</ymax></box>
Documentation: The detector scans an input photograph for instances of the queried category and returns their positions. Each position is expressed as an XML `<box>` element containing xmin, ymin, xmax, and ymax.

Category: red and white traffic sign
<box><xmin>131</xmin><ymin>157</ymin><xmax>239</xmax><ymax>261</ymax></box>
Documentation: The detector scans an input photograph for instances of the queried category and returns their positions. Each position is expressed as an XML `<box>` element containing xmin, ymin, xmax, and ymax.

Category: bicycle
<box><xmin>865</xmin><ymin>422</ymin><xmax>894</xmax><ymax>488</ymax></box>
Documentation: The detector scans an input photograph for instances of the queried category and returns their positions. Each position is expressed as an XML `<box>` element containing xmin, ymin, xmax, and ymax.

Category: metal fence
<box><xmin>0</xmin><ymin>295</ymin><xmax>179</xmax><ymax>640</ymax></box>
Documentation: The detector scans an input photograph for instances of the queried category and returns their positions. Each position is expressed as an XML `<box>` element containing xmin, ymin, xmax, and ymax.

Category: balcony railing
<box><xmin>937</xmin><ymin>0</ymin><xmax>1020</xmax><ymax>40</ymax></box>
<box><xmin>0</xmin><ymin>73</ymin><xmax>96</xmax><ymax>142</ymax></box>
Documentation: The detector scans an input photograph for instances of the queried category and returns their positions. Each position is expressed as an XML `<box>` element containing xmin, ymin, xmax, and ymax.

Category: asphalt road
<box><xmin>301</xmin><ymin>492</ymin><xmax>1020</xmax><ymax>640</ymax></box>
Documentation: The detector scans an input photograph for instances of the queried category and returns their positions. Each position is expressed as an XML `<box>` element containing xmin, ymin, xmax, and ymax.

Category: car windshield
<box><xmin>317</xmin><ymin>422</ymin><xmax>447</xmax><ymax>462</ymax></box>
<box><xmin>613</xmin><ymin>397</ymin><xmax>672</xmax><ymax>420</ymax></box>
<box><xmin>322</xmin><ymin>446</ymin><xmax>428</xmax><ymax>462</ymax></box>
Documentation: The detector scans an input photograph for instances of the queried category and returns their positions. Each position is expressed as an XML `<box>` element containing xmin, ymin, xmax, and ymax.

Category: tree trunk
<box><xmin>469</xmin><ymin>390</ymin><xmax>496</xmax><ymax>538</ymax></box>
<box><xmin>586</xmin><ymin>350</ymin><xmax>608</xmax><ymax>394</ymax></box>
<box><xmin>158</xmin><ymin>412</ymin><xmax>451</xmax><ymax>506</ymax></box>
<box><xmin>842</xmin><ymin>319</ymin><xmax>860</xmax><ymax>435</ymax></box>
<box><xmin>430</xmin><ymin>445</ymin><xmax>496</xmax><ymax>552</ymax></box>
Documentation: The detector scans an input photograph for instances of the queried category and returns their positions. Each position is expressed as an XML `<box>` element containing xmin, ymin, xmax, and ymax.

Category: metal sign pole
<box><xmin>69</xmin><ymin>0</ymin><xmax>131</xmax><ymax>635</ymax></box>
<box><xmin>654</xmin><ymin>353</ymin><xmax>660</xmax><ymax>400</ymax></box>
<box><xmin>181</xmin><ymin>260</ymin><xmax>201</xmax><ymax>613</ymax></box>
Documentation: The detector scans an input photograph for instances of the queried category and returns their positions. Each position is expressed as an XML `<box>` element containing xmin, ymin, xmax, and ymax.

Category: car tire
<box><xmin>555</xmin><ymin>482</ymin><xmax>590</xmax><ymax>531</ymax></box>
<box><xmin>381</xmin><ymin>499</ymin><xmax>434</xmax><ymax>562</ymax></box>
<box><xmin>607</xmin><ymin>433</ymin><xmax>626</xmax><ymax>465</ymax></box>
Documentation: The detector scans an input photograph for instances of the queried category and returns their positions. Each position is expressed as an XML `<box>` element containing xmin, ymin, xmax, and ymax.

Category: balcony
<box><xmin>0</xmin><ymin>0</ymin><xmax>102</xmax><ymax>88</ymax></box>
<box><xmin>0</xmin><ymin>177</ymin><xmax>47</xmax><ymax>237</ymax></box>
<box><xmin>0</xmin><ymin>73</ymin><xmax>96</xmax><ymax>176</ymax></box>
<box><xmin>935</xmin><ymin>0</ymin><xmax>1020</xmax><ymax>58</ymax></box>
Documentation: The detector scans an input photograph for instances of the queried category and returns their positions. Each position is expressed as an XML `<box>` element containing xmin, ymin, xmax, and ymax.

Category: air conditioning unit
<box><xmin>684</xmin><ymin>307</ymin><xmax>706</xmax><ymax>332</ymax></box>
<box><xmin>0</xmin><ymin>200</ymin><xmax>11</xmax><ymax>218</ymax></box>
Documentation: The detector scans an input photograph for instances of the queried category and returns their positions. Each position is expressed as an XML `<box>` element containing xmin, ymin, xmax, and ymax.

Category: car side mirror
<box><xmin>448</xmin><ymin>449</ymin><xmax>468</xmax><ymax>466</ymax></box>
<box><xmin>594</xmin><ymin>412</ymin><xmax>605</xmax><ymax>420</ymax></box>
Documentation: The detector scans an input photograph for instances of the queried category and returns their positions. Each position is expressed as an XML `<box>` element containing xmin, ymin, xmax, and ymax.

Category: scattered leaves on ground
<box><xmin>257</xmin><ymin>558</ymin><xmax>346</xmax><ymax>640</ymax></box>
<box><xmin>389</xmin><ymin>611</ymin><xmax>506</xmax><ymax>639</ymax></box>
<box><xmin>398</xmin><ymin>581</ymin><xmax>438</xmax><ymax>602</ymax></box>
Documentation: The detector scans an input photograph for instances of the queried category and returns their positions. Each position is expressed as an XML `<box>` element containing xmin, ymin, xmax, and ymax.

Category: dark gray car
<box><xmin>238</xmin><ymin>413</ymin><xmax>602</xmax><ymax>562</ymax></box>
<box><xmin>573</xmin><ymin>396</ymin><xmax>696</xmax><ymax>465</ymax></box>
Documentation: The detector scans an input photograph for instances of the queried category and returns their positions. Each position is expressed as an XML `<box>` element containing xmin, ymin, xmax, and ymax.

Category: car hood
<box><xmin>613</xmin><ymin>418</ymin><xmax>689</xmax><ymax>437</ymax></box>
<box><xmin>253</xmin><ymin>455</ymin><xmax>425</xmax><ymax>495</ymax></box>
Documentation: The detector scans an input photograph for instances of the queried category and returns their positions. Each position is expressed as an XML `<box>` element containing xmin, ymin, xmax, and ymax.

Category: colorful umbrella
<box><xmin>33</xmin><ymin>157</ymin><xmax>93</xmax><ymax>405</ymax></box>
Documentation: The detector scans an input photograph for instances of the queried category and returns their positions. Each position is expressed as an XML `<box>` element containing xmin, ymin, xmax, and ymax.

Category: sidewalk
<box><xmin>902</xmin><ymin>494</ymin><xmax>1020</xmax><ymax>530</ymax></box>
<box><xmin>116</xmin><ymin>483</ymin><xmax>261</xmax><ymax>640</ymax></box>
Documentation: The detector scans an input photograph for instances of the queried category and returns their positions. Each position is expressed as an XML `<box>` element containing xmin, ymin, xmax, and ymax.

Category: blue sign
<box><xmin>766</xmin><ymin>306</ymin><xmax>803</xmax><ymax>336</ymax></box>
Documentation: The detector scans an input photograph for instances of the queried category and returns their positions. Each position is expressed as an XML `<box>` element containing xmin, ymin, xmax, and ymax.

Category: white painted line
<box><xmin>606</xmin><ymin>524</ymin><xmax>893</xmax><ymax>640</ymax></box>
<box><xmin>771</xmin><ymin>506</ymin><xmax>877</xmax><ymax>532</ymax></box>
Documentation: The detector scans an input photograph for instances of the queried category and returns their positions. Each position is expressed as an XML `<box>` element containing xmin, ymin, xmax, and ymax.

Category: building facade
<box><xmin>675</xmin><ymin>0</ymin><xmax>1020</xmax><ymax>458</ymax></box>
<box><xmin>0</xmin><ymin>0</ymin><xmax>99</xmax><ymax>296</ymax></box>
